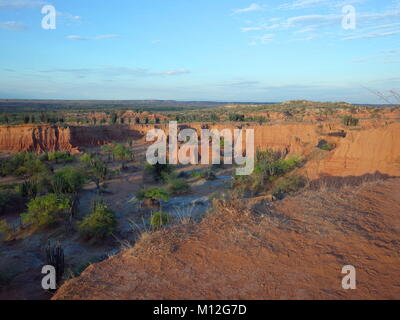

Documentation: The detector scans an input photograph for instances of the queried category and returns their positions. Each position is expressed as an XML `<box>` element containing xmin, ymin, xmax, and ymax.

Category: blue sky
<box><xmin>0</xmin><ymin>0</ymin><xmax>399</xmax><ymax>103</ymax></box>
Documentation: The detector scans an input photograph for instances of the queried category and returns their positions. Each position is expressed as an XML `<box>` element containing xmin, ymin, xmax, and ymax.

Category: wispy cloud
<box><xmin>250</xmin><ymin>33</ymin><xmax>274</xmax><ymax>45</ymax></box>
<box><xmin>0</xmin><ymin>21</ymin><xmax>27</xmax><ymax>30</ymax></box>
<box><xmin>344</xmin><ymin>30</ymin><xmax>400</xmax><ymax>40</ymax></box>
<box><xmin>0</xmin><ymin>0</ymin><xmax>46</xmax><ymax>10</ymax></box>
<box><xmin>232</xmin><ymin>3</ymin><xmax>264</xmax><ymax>15</ymax></box>
<box><xmin>280</xmin><ymin>0</ymin><xmax>366</xmax><ymax>10</ymax></box>
<box><xmin>280</xmin><ymin>0</ymin><xmax>328</xmax><ymax>10</ymax></box>
<box><xmin>241</xmin><ymin>26</ymin><xmax>263</xmax><ymax>32</ymax></box>
<box><xmin>66</xmin><ymin>34</ymin><xmax>122</xmax><ymax>41</ymax></box>
<box><xmin>38</xmin><ymin>66</ymin><xmax>190</xmax><ymax>78</ymax></box>
<box><xmin>66</xmin><ymin>35</ymin><xmax>89</xmax><ymax>41</ymax></box>
<box><xmin>95</xmin><ymin>34</ymin><xmax>121</xmax><ymax>40</ymax></box>
<box><xmin>353</xmin><ymin>49</ymin><xmax>400</xmax><ymax>64</ymax></box>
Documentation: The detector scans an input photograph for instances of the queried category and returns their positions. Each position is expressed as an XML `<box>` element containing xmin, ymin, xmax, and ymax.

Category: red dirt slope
<box><xmin>54</xmin><ymin>178</ymin><xmax>400</xmax><ymax>300</ymax></box>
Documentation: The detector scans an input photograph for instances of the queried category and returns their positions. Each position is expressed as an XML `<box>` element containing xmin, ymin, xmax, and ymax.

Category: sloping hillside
<box><xmin>54</xmin><ymin>178</ymin><xmax>400</xmax><ymax>300</ymax></box>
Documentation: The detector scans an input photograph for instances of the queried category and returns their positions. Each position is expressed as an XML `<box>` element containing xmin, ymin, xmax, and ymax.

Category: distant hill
<box><xmin>0</xmin><ymin>99</ymin><xmax>273</xmax><ymax>113</ymax></box>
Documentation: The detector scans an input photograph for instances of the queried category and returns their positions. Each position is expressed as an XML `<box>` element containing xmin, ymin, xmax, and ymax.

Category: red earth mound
<box><xmin>53</xmin><ymin>178</ymin><xmax>400</xmax><ymax>300</ymax></box>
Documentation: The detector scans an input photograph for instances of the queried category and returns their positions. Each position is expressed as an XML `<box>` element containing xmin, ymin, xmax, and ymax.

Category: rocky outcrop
<box><xmin>0</xmin><ymin>125</ymin><xmax>143</xmax><ymax>153</ymax></box>
<box><xmin>305</xmin><ymin>122</ymin><xmax>400</xmax><ymax>178</ymax></box>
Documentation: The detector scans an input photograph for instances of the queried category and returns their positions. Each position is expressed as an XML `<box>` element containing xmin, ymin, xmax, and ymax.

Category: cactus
<box><xmin>45</xmin><ymin>241</ymin><xmax>65</xmax><ymax>285</ymax></box>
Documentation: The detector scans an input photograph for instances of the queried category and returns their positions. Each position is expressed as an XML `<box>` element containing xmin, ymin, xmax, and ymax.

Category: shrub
<box><xmin>150</xmin><ymin>212</ymin><xmax>171</xmax><ymax>230</ymax></box>
<box><xmin>80</xmin><ymin>154</ymin><xmax>109</xmax><ymax>190</ymax></box>
<box><xmin>272</xmin><ymin>176</ymin><xmax>307</xmax><ymax>200</ymax></box>
<box><xmin>228</xmin><ymin>113</ymin><xmax>245</xmax><ymax>122</ymax></box>
<box><xmin>78</xmin><ymin>201</ymin><xmax>117</xmax><ymax>241</ymax></box>
<box><xmin>233</xmin><ymin>150</ymin><xmax>302</xmax><ymax>195</ymax></box>
<box><xmin>0</xmin><ymin>219</ymin><xmax>12</xmax><ymax>239</ymax></box>
<box><xmin>16</xmin><ymin>179</ymin><xmax>39</xmax><ymax>198</ymax></box>
<box><xmin>46</xmin><ymin>152</ymin><xmax>74</xmax><ymax>164</ymax></box>
<box><xmin>51</xmin><ymin>167</ymin><xmax>87</xmax><ymax>194</ymax></box>
<box><xmin>342</xmin><ymin>116</ymin><xmax>359</xmax><ymax>126</ymax></box>
<box><xmin>167</xmin><ymin>179</ymin><xmax>190</xmax><ymax>196</ymax></box>
<box><xmin>144</xmin><ymin>163</ymin><xmax>174</xmax><ymax>182</ymax></box>
<box><xmin>136</xmin><ymin>187</ymin><xmax>170</xmax><ymax>202</ymax></box>
<box><xmin>317</xmin><ymin>139</ymin><xmax>335</xmax><ymax>151</ymax></box>
<box><xmin>0</xmin><ymin>153</ymin><xmax>49</xmax><ymax>177</ymax></box>
<box><xmin>21</xmin><ymin>193</ymin><xmax>72</xmax><ymax>229</ymax></box>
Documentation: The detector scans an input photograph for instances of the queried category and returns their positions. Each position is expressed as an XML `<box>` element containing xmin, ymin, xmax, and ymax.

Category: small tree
<box><xmin>137</xmin><ymin>187</ymin><xmax>169</xmax><ymax>208</ymax></box>
<box><xmin>78</xmin><ymin>200</ymin><xmax>117</xmax><ymax>241</ymax></box>
<box><xmin>81</xmin><ymin>154</ymin><xmax>109</xmax><ymax>190</ymax></box>
<box><xmin>112</xmin><ymin>144</ymin><xmax>133</xmax><ymax>170</ymax></box>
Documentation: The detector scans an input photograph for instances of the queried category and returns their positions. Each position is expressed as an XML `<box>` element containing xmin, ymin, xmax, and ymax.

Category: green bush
<box><xmin>0</xmin><ymin>153</ymin><xmax>49</xmax><ymax>177</ymax></box>
<box><xmin>144</xmin><ymin>163</ymin><xmax>174</xmax><ymax>182</ymax></box>
<box><xmin>46</xmin><ymin>151</ymin><xmax>74</xmax><ymax>164</ymax></box>
<box><xmin>317</xmin><ymin>139</ymin><xmax>335</xmax><ymax>151</ymax></box>
<box><xmin>272</xmin><ymin>176</ymin><xmax>307</xmax><ymax>200</ymax></box>
<box><xmin>136</xmin><ymin>187</ymin><xmax>170</xmax><ymax>202</ymax></box>
<box><xmin>0</xmin><ymin>219</ymin><xmax>12</xmax><ymax>239</ymax></box>
<box><xmin>51</xmin><ymin>167</ymin><xmax>87</xmax><ymax>194</ymax></box>
<box><xmin>80</xmin><ymin>154</ymin><xmax>109</xmax><ymax>190</ymax></box>
<box><xmin>150</xmin><ymin>212</ymin><xmax>171</xmax><ymax>230</ymax></box>
<box><xmin>167</xmin><ymin>179</ymin><xmax>190</xmax><ymax>196</ymax></box>
<box><xmin>78</xmin><ymin>201</ymin><xmax>117</xmax><ymax>241</ymax></box>
<box><xmin>342</xmin><ymin>116</ymin><xmax>359</xmax><ymax>126</ymax></box>
<box><xmin>16</xmin><ymin>179</ymin><xmax>39</xmax><ymax>198</ymax></box>
<box><xmin>21</xmin><ymin>193</ymin><xmax>71</xmax><ymax>229</ymax></box>
<box><xmin>112</xmin><ymin>144</ymin><xmax>133</xmax><ymax>168</ymax></box>
<box><xmin>233</xmin><ymin>150</ymin><xmax>302</xmax><ymax>195</ymax></box>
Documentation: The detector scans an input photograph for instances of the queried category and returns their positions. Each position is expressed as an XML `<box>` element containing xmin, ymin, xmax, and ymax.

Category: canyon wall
<box><xmin>1</xmin><ymin>122</ymin><xmax>399</xmax><ymax>179</ymax></box>
<box><xmin>0</xmin><ymin>125</ymin><xmax>142</xmax><ymax>153</ymax></box>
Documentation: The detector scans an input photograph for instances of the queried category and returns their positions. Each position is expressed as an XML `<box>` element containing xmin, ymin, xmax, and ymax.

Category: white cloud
<box><xmin>252</xmin><ymin>33</ymin><xmax>274</xmax><ymax>45</ymax></box>
<box><xmin>0</xmin><ymin>21</ymin><xmax>26</xmax><ymax>30</ymax></box>
<box><xmin>280</xmin><ymin>0</ymin><xmax>328</xmax><ymax>10</ymax></box>
<box><xmin>67</xmin><ymin>34</ymin><xmax>122</xmax><ymax>41</ymax></box>
<box><xmin>241</xmin><ymin>26</ymin><xmax>263</xmax><ymax>32</ymax></box>
<box><xmin>155</xmin><ymin>69</ymin><xmax>190</xmax><ymax>76</ymax></box>
<box><xmin>232</xmin><ymin>3</ymin><xmax>263</xmax><ymax>15</ymax></box>
<box><xmin>57</xmin><ymin>11</ymin><xmax>81</xmax><ymax>21</ymax></box>
<box><xmin>38</xmin><ymin>67</ymin><xmax>190</xmax><ymax>78</ymax></box>
<box><xmin>66</xmin><ymin>35</ymin><xmax>89</xmax><ymax>41</ymax></box>
<box><xmin>95</xmin><ymin>34</ymin><xmax>121</xmax><ymax>40</ymax></box>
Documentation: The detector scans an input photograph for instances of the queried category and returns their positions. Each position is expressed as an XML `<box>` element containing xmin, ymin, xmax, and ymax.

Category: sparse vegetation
<box><xmin>21</xmin><ymin>193</ymin><xmax>72</xmax><ymax>229</ymax></box>
<box><xmin>78</xmin><ymin>200</ymin><xmax>117</xmax><ymax>242</ymax></box>
<box><xmin>342</xmin><ymin>116</ymin><xmax>359</xmax><ymax>126</ymax></box>
<box><xmin>150</xmin><ymin>211</ymin><xmax>171</xmax><ymax>230</ymax></box>
<box><xmin>167</xmin><ymin>178</ymin><xmax>191</xmax><ymax>196</ymax></box>
<box><xmin>271</xmin><ymin>175</ymin><xmax>307</xmax><ymax>200</ymax></box>
<box><xmin>233</xmin><ymin>150</ymin><xmax>303</xmax><ymax>196</ymax></box>
<box><xmin>137</xmin><ymin>187</ymin><xmax>170</xmax><ymax>202</ymax></box>
<box><xmin>0</xmin><ymin>219</ymin><xmax>12</xmax><ymax>240</ymax></box>
<box><xmin>317</xmin><ymin>139</ymin><xmax>336</xmax><ymax>151</ymax></box>
<box><xmin>144</xmin><ymin>163</ymin><xmax>174</xmax><ymax>182</ymax></box>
